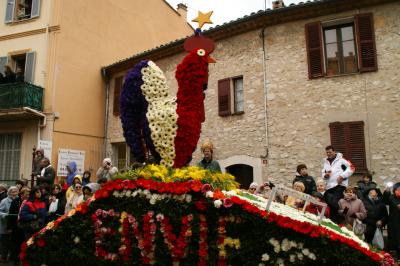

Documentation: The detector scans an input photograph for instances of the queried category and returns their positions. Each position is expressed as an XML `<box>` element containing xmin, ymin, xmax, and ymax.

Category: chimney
<box><xmin>177</xmin><ymin>3</ymin><xmax>188</xmax><ymax>21</ymax></box>
<box><xmin>272</xmin><ymin>0</ymin><xmax>285</xmax><ymax>9</ymax></box>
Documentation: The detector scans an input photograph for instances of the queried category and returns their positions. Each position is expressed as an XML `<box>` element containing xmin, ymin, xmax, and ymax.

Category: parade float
<box><xmin>21</xmin><ymin>11</ymin><xmax>393</xmax><ymax>266</ymax></box>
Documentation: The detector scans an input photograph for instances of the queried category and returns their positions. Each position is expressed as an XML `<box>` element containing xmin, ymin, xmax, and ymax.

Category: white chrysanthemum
<box><xmin>302</xmin><ymin>248</ymin><xmax>310</xmax><ymax>256</ymax></box>
<box><xmin>277</xmin><ymin>258</ymin><xmax>285</xmax><ymax>266</ymax></box>
<box><xmin>274</xmin><ymin>245</ymin><xmax>281</xmax><ymax>253</ymax></box>
<box><xmin>261</xmin><ymin>253</ymin><xmax>270</xmax><ymax>261</ymax></box>
<box><xmin>289</xmin><ymin>254</ymin><xmax>296</xmax><ymax>263</ymax></box>
<box><xmin>297</xmin><ymin>252</ymin><xmax>304</xmax><ymax>260</ymax></box>
<box><xmin>309</xmin><ymin>253</ymin><xmax>316</xmax><ymax>260</ymax></box>
<box><xmin>206</xmin><ymin>191</ymin><xmax>214</xmax><ymax>198</ymax></box>
<box><xmin>74</xmin><ymin>236</ymin><xmax>80</xmax><ymax>244</ymax></box>
<box><xmin>281</xmin><ymin>238</ymin><xmax>291</xmax><ymax>252</ymax></box>
<box><xmin>214</xmin><ymin>200</ymin><xmax>222</xmax><ymax>208</ymax></box>
<box><xmin>185</xmin><ymin>194</ymin><xmax>192</xmax><ymax>203</ymax></box>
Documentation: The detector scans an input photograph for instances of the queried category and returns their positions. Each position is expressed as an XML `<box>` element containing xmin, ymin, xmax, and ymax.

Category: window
<box><xmin>0</xmin><ymin>133</ymin><xmax>22</xmax><ymax>182</ymax></box>
<box><xmin>218</xmin><ymin>76</ymin><xmax>244</xmax><ymax>116</ymax></box>
<box><xmin>324</xmin><ymin>24</ymin><xmax>358</xmax><ymax>75</ymax></box>
<box><xmin>0</xmin><ymin>52</ymin><xmax>35</xmax><ymax>83</ymax></box>
<box><xmin>5</xmin><ymin>0</ymin><xmax>40</xmax><ymax>23</ymax></box>
<box><xmin>305</xmin><ymin>13</ymin><xmax>377</xmax><ymax>79</ymax></box>
<box><xmin>329</xmin><ymin>121</ymin><xmax>367</xmax><ymax>173</ymax></box>
<box><xmin>113</xmin><ymin>76</ymin><xmax>123</xmax><ymax>116</ymax></box>
<box><xmin>113</xmin><ymin>142</ymin><xmax>127</xmax><ymax>171</ymax></box>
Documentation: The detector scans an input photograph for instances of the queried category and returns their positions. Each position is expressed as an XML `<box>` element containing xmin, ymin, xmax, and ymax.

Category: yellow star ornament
<box><xmin>192</xmin><ymin>10</ymin><xmax>213</xmax><ymax>29</ymax></box>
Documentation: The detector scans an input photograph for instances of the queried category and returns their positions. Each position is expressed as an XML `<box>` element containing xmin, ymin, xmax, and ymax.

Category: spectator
<box><xmin>248</xmin><ymin>182</ymin><xmax>259</xmax><ymax>194</ymax></box>
<box><xmin>356</xmin><ymin>173</ymin><xmax>378</xmax><ymax>200</ymax></box>
<box><xmin>19</xmin><ymin>187</ymin><xmax>47</xmax><ymax>239</ymax></box>
<box><xmin>97</xmin><ymin>177</ymin><xmax>108</xmax><ymax>188</ymax></box>
<box><xmin>83</xmin><ymin>183</ymin><xmax>99</xmax><ymax>201</ymax></box>
<box><xmin>66</xmin><ymin>175</ymin><xmax>83</xmax><ymax>199</ymax></box>
<box><xmin>286</xmin><ymin>181</ymin><xmax>306</xmax><ymax>209</ymax></box>
<box><xmin>15</xmin><ymin>67</ymin><xmax>24</xmax><ymax>82</ymax></box>
<box><xmin>32</xmin><ymin>149</ymin><xmax>45</xmax><ymax>177</ymax></box>
<box><xmin>197</xmin><ymin>140</ymin><xmax>222</xmax><ymax>173</ymax></box>
<box><xmin>322</xmin><ymin>145</ymin><xmax>355</xmax><ymax>223</ymax></box>
<box><xmin>338</xmin><ymin>187</ymin><xmax>367</xmax><ymax>227</ymax></box>
<box><xmin>82</xmin><ymin>170</ymin><xmax>91</xmax><ymax>186</ymax></box>
<box><xmin>382</xmin><ymin>182</ymin><xmax>400</xmax><ymax>259</ymax></box>
<box><xmin>362</xmin><ymin>188</ymin><xmax>388</xmax><ymax>243</ymax></box>
<box><xmin>292</xmin><ymin>164</ymin><xmax>317</xmax><ymax>195</ymax></box>
<box><xmin>96</xmin><ymin>158</ymin><xmax>118</xmax><ymax>181</ymax></box>
<box><xmin>15</xmin><ymin>180</ymin><xmax>25</xmax><ymax>191</ymax></box>
<box><xmin>305</xmin><ymin>193</ymin><xmax>330</xmax><ymax>218</ymax></box>
<box><xmin>0</xmin><ymin>184</ymin><xmax>8</xmax><ymax>202</ymax></box>
<box><xmin>37</xmin><ymin>158</ymin><xmax>55</xmax><ymax>190</ymax></box>
<box><xmin>46</xmin><ymin>184</ymin><xmax>66</xmax><ymax>222</ymax></box>
<box><xmin>0</xmin><ymin>186</ymin><xmax>19</xmax><ymax>262</ymax></box>
<box><xmin>3</xmin><ymin>66</ymin><xmax>16</xmax><ymax>83</ymax></box>
<box><xmin>66</xmin><ymin>161</ymin><xmax>78</xmax><ymax>187</ymax></box>
<box><xmin>315</xmin><ymin>179</ymin><xmax>326</xmax><ymax>196</ymax></box>
<box><xmin>257</xmin><ymin>181</ymin><xmax>275</xmax><ymax>199</ymax></box>
<box><xmin>7</xmin><ymin>187</ymin><xmax>29</xmax><ymax>265</ymax></box>
<box><xmin>65</xmin><ymin>183</ymin><xmax>84</xmax><ymax>213</ymax></box>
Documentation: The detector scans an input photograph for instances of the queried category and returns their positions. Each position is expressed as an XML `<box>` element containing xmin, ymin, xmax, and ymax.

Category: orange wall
<box><xmin>47</xmin><ymin>0</ymin><xmax>192</xmax><ymax>170</ymax></box>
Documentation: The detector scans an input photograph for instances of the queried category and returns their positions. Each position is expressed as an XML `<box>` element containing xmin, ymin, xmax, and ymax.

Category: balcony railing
<box><xmin>0</xmin><ymin>82</ymin><xmax>43</xmax><ymax>111</ymax></box>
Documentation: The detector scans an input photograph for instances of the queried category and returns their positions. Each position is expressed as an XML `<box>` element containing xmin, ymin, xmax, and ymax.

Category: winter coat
<box><xmin>66</xmin><ymin>161</ymin><xmax>78</xmax><ymax>186</ymax></box>
<box><xmin>66</xmin><ymin>175</ymin><xmax>83</xmax><ymax>199</ymax></box>
<box><xmin>96</xmin><ymin>166</ymin><xmax>119</xmax><ymax>181</ymax></box>
<box><xmin>361</xmin><ymin>196</ymin><xmax>388</xmax><ymax>242</ymax></box>
<box><xmin>0</xmin><ymin>191</ymin><xmax>7</xmax><ymax>202</ymax></box>
<box><xmin>197</xmin><ymin>159</ymin><xmax>222</xmax><ymax>173</ymax></box>
<box><xmin>0</xmin><ymin>196</ymin><xmax>13</xmax><ymax>234</ymax></box>
<box><xmin>7</xmin><ymin>196</ymin><xmax>22</xmax><ymax>232</ymax></box>
<box><xmin>65</xmin><ymin>193</ymin><xmax>84</xmax><ymax>214</ymax></box>
<box><xmin>382</xmin><ymin>184</ymin><xmax>400</xmax><ymax>252</ymax></box>
<box><xmin>19</xmin><ymin>199</ymin><xmax>47</xmax><ymax>228</ymax></box>
<box><xmin>338</xmin><ymin>195</ymin><xmax>367</xmax><ymax>226</ymax></box>
<box><xmin>292</xmin><ymin>175</ymin><xmax>317</xmax><ymax>195</ymax></box>
<box><xmin>37</xmin><ymin>165</ymin><xmax>56</xmax><ymax>187</ymax></box>
<box><xmin>321</xmin><ymin>152</ymin><xmax>355</xmax><ymax>190</ymax></box>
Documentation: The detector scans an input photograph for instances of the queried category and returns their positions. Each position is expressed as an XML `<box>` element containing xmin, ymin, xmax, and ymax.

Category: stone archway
<box><xmin>218</xmin><ymin>155</ymin><xmax>263</xmax><ymax>188</ymax></box>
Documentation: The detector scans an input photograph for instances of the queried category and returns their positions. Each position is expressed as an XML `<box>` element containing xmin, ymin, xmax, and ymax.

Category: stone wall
<box><xmin>106</xmin><ymin>2</ymin><xmax>400</xmax><ymax>187</ymax></box>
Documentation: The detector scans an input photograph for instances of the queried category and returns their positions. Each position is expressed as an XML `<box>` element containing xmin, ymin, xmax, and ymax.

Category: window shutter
<box><xmin>31</xmin><ymin>0</ymin><xmax>41</xmax><ymax>18</ymax></box>
<box><xmin>5</xmin><ymin>0</ymin><xmax>15</xmax><ymax>23</ymax></box>
<box><xmin>329</xmin><ymin>121</ymin><xmax>367</xmax><ymax>173</ymax></box>
<box><xmin>113</xmin><ymin>76</ymin><xmax>123</xmax><ymax>116</ymax></box>
<box><xmin>218</xmin><ymin>78</ymin><xmax>231</xmax><ymax>116</ymax></box>
<box><xmin>0</xmin><ymin>57</ymin><xmax>8</xmax><ymax>76</ymax></box>
<box><xmin>305</xmin><ymin>22</ymin><xmax>324</xmax><ymax>79</ymax></box>
<box><xmin>24</xmin><ymin>52</ymin><xmax>36</xmax><ymax>83</ymax></box>
<box><xmin>347</xmin><ymin>121</ymin><xmax>367</xmax><ymax>172</ymax></box>
<box><xmin>355</xmin><ymin>13</ymin><xmax>377</xmax><ymax>72</ymax></box>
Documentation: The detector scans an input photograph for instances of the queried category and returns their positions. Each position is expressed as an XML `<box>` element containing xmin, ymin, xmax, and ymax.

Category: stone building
<box><xmin>0</xmin><ymin>0</ymin><xmax>192</xmax><ymax>184</ymax></box>
<box><xmin>102</xmin><ymin>0</ymin><xmax>400</xmax><ymax>188</ymax></box>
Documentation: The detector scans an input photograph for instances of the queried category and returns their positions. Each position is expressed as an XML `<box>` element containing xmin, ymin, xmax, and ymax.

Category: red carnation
<box><xmin>223</xmin><ymin>198</ymin><xmax>233</xmax><ymax>208</ymax></box>
<box><xmin>201</xmin><ymin>183</ymin><xmax>212</xmax><ymax>193</ymax></box>
<box><xmin>36</xmin><ymin>237</ymin><xmax>46</xmax><ymax>248</ymax></box>
<box><xmin>195</xmin><ymin>199</ymin><xmax>207</xmax><ymax>211</ymax></box>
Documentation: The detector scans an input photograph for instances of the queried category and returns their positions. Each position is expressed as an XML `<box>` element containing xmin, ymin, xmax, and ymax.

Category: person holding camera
<box><xmin>96</xmin><ymin>158</ymin><xmax>118</xmax><ymax>181</ymax></box>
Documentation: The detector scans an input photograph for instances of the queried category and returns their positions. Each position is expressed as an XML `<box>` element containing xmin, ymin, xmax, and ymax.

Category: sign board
<box><xmin>38</xmin><ymin>140</ymin><xmax>52</xmax><ymax>162</ymax></box>
<box><xmin>57</xmin><ymin>149</ymin><xmax>85</xmax><ymax>176</ymax></box>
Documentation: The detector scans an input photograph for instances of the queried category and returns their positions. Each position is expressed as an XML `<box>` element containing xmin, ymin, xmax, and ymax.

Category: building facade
<box><xmin>103</xmin><ymin>0</ymin><xmax>400</xmax><ymax>188</ymax></box>
<box><xmin>0</xmin><ymin>0</ymin><xmax>192</xmax><ymax>184</ymax></box>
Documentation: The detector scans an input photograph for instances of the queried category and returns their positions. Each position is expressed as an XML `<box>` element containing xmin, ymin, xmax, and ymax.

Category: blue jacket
<box><xmin>66</xmin><ymin>161</ymin><xmax>78</xmax><ymax>186</ymax></box>
<box><xmin>19</xmin><ymin>200</ymin><xmax>47</xmax><ymax>228</ymax></box>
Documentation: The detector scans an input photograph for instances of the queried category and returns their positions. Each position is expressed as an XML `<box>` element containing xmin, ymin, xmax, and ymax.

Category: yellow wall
<box><xmin>0</xmin><ymin>119</ymin><xmax>39</xmax><ymax>181</ymax></box>
<box><xmin>47</xmin><ymin>0</ymin><xmax>192</xmax><ymax>175</ymax></box>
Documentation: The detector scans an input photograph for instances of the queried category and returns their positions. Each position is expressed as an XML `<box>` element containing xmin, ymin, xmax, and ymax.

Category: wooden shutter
<box><xmin>0</xmin><ymin>57</ymin><xmax>8</xmax><ymax>75</ymax></box>
<box><xmin>31</xmin><ymin>0</ymin><xmax>41</xmax><ymax>18</ymax></box>
<box><xmin>5</xmin><ymin>0</ymin><xmax>15</xmax><ymax>23</ymax></box>
<box><xmin>24</xmin><ymin>52</ymin><xmax>36</xmax><ymax>83</ymax></box>
<box><xmin>218</xmin><ymin>78</ymin><xmax>231</xmax><ymax>116</ymax></box>
<box><xmin>113</xmin><ymin>76</ymin><xmax>123</xmax><ymax>116</ymax></box>
<box><xmin>329</xmin><ymin>121</ymin><xmax>367</xmax><ymax>173</ymax></box>
<box><xmin>305</xmin><ymin>22</ymin><xmax>324</xmax><ymax>79</ymax></box>
<box><xmin>355</xmin><ymin>13</ymin><xmax>377</xmax><ymax>72</ymax></box>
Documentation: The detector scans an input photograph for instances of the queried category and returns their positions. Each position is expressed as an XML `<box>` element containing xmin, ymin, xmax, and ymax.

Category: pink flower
<box><xmin>223</xmin><ymin>198</ymin><xmax>233</xmax><ymax>208</ymax></box>
<box><xmin>95</xmin><ymin>209</ymin><xmax>102</xmax><ymax>217</ymax></box>
<box><xmin>201</xmin><ymin>184</ymin><xmax>212</xmax><ymax>193</ymax></box>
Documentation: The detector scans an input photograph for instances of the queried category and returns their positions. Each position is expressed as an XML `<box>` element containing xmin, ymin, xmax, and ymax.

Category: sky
<box><xmin>165</xmin><ymin>0</ymin><xmax>303</xmax><ymax>29</ymax></box>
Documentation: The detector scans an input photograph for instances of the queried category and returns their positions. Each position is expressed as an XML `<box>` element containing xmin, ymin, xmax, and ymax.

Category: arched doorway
<box><xmin>226</xmin><ymin>164</ymin><xmax>253</xmax><ymax>189</ymax></box>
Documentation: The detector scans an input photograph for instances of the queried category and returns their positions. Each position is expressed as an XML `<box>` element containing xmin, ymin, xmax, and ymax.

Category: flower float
<box><xmin>21</xmin><ymin>167</ymin><xmax>392</xmax><ymax>266</ymax></box>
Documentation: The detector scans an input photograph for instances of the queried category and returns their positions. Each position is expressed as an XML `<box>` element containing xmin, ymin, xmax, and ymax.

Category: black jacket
<box><xmin>292</xmin><ymin>175</ymin><xmax>317</xmax><ymax>195</ymax></box>
<box><xmin>362</xmin><ymin>197</ymin><xmax>388</xmax><ymax>227</ymax></box>
<box><xmin>37</xmin><ymin>166</ymin><xmax>56</xmax><ymax>187</ymax></box>
<box><xmin>7</xmin><ymin>196</ymin><xmax>22</xmax><ymax>231</ymax></box>
<box><xmin>382</xmin><ymin>184</ymin><xmax>400</xmax><ymax>252</ymax></box>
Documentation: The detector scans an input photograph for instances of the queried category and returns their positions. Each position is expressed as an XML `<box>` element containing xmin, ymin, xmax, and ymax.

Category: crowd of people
<box><xmin>0</xmin><ymin>144</ymin><xmax>399</xmax><ymax>264</ymax></box>
<box><xmin>244</xmin><ymin>146</ymin><xmax>400</xmax><ymax>262</ymax></box>
<box><xmin>0</xmin><ymin>149</ymin><xmax>119</xmax><ymax>265</ymax></box>
<box><xmin>0</xmin><ymin>65</ymin><xmax>24</xmax><ymax>84</ymax></box>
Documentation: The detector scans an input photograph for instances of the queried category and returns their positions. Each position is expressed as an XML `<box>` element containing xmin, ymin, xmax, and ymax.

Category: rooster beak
<box><xmin>207</xmin><ymin>56</ymin><xmax>216</xmax><ymax>63</ymax></box>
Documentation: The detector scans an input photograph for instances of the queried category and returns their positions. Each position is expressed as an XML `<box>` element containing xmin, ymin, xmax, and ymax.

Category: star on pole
<box><xmin>191</xmin><ymin>10</ymin><xmax>213</xmax><ymax>29</ymax></box>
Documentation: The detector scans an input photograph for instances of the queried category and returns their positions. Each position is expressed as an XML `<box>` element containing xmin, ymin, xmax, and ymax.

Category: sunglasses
<box><xmin>75</xmin><ymin>186</ymin><xmax>82</xmax><ymax>189</ymax></box>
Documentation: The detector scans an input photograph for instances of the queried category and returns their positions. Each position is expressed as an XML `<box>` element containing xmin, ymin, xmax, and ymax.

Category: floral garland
<box><xmin>21</xmin><ymin>178</ymin><xmax>393</xmax><ymax>266</ymax></box>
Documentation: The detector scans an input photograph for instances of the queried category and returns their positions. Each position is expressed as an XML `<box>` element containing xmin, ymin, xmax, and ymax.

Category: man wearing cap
<box><xmin>197</xmin><ymin>140</ymin><xmax>221</xmax><ymax>173</ymax></box>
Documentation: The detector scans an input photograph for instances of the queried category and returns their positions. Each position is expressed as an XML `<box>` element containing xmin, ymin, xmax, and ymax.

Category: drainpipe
<box><xmin>101</xmin><ymin>68</ymin><xmax>110</xmax><ymax>159</ymax></box>
<box><xmin>260</xmin><ymin>28</ymin><xmax>269</xmax><ymax>158</ymax></box>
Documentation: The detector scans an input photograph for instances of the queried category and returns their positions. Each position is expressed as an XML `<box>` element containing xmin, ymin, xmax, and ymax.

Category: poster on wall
<box><xmin>57</xmin><ymin>149</ymin><xmax>85</xmax><ymax>176</ymax></box>
<box><xmin>38</xmin><ymin>140</ymin><xmax>52</xmax><ymax>162</ymax></box>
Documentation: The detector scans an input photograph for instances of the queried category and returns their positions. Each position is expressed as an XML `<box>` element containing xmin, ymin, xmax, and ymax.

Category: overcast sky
<box><xmin>165</xmin><ymin>0</ymin><xmax>303</xmax><ymax>29</ymax></box>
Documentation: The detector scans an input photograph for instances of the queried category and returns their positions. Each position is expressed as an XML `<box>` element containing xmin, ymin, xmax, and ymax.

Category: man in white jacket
<box><xmin>322</xmin><ymin>145</ymin><xmax>355</xmax><ymax>223</ymax></box>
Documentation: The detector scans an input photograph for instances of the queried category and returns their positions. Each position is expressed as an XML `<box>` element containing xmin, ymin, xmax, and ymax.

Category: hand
<box><xmin>337</xmin><ymin>176</ymin><xmax>344</xmax><ymax>184</ymax></box>
<box><xmin>343</xmin><ymin>207</ymin><xmax>349</xmax><ymax>215</ymax></box>
<box><xmin>376</xmin><ymin>220</ymin><xmax>382</xmax><ymax>227</ymax></box>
